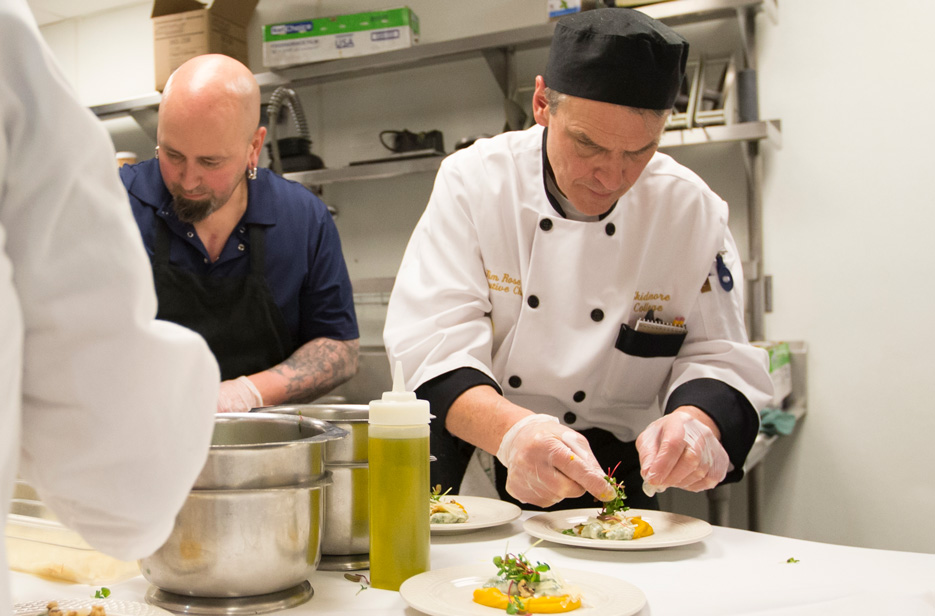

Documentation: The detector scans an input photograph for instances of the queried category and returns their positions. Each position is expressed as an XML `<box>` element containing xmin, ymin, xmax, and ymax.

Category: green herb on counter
<box><xmin>92</xmin><ymin>587</ymin><xmax>111</xmax><ymax>599</ymax></box>
<box><xmin>786</xmin><ymin>557</ymin><xmax>800</xmax><ymax>563</ymax></box>
<box><xmin>344</xmin><ymin>572</ymin><xmax>370</xmax><ymax>595</ymax></box>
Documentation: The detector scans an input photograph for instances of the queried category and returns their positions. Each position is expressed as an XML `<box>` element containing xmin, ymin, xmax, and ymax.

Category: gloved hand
<box><xmin>217</xmin><ymin>376</ymin><xmax>263</xmax><ymax>413</ymax></box>
<box><xmin>636</xmin><ymin>411</ymin><xmax>729</xmax><ymax>496</ymax></box>
<box><xmin>496</xmin><ymin>414</ymin><xmax>616</xmax><ymax>508</ymax></box>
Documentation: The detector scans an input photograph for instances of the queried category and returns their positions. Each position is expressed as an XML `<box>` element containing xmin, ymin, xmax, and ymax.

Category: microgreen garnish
<box><xmin>786</xmin><ymin>557</ymin><xmax>800</xmax><ymax>563</ymax></box>
<box><xmin>344</xmin><ymin>573</ymin><xmax>370</xmax><ymax>594</ymax></box>
<box><xmin>598</xmin><ymin>462</ymin><xmax>628</xmax><ymax>517</ymax></box>
<box><xmin>506</xmin><ymin>595</ymin><xmax>528</xmax><ymax>615</ymax></box>
<box><xmin>561</xmin><ymin>462</ymin><xmax>628</xmax><ymax>535</ymax></box>
<box><xmin>490</xmin><ymin>540</ymin><xmax>549</xmax><ymax>614</ymax></box>
<box><xmin>92</xmin><ymin>587</ymin><xmax>111</xmax><ymax>599</ymax></box>
<box><xmin>430</xmin><ymin>484</ymin><xmax>453</xmax><ymax>503</ymax></box>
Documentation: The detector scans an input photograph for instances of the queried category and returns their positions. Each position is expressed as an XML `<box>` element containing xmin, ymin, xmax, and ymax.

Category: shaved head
<box><xmin>160</xmin><ymin>54</ymin><xmax>260</xmax><ymax>141</ymax></box>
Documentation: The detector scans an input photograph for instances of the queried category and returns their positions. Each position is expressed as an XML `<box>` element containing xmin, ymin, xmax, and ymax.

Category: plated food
<box><xmin>473</xmin><ymin>546</ymin><xmax>581</xmax><ymax>614</ymax></box>
<box><xmin>561</xmin><ymin>464</ymin><xmax>653</xmax><ymax>541</ymax></box>
<box><xmin>430</xmin><ymin>495</ymin><xmax>522</xmax><ymax>535</ymax></box>
<box><xmin>525</xmin><ymin>508</ymin><xmax>712</xmax><ymax>550</ymax></box>
<box><xmin>430</xmin><ymin>485</ymin><xmax>469</xmax><ymax>524</ymax></box>
<box><xmin>399</xmin><ymin>564</ymin><xmax>646</xmax><ymax>616</ymax></box>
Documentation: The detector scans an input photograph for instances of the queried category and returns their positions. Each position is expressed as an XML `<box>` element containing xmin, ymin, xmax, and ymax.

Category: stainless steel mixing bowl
<box><xmin>264</xmin><ymin>405</ymin><xmax>370</xmax><ymax>558</ymax></box>
<box><xmin>140</xmin><ymin>475</ymin><xmax>331</xmax><ymax>597</ymax></box>
<box><xmin>193</xmin><ymin>412</ymin><xmax>347</xmax><ymax>490</ymax></box>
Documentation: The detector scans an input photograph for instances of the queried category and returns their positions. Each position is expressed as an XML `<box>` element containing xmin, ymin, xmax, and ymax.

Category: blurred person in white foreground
<box><xmin>0</xmin><ymin>0</ymin><xmax>219</xmax><ymax>609</ymax></box>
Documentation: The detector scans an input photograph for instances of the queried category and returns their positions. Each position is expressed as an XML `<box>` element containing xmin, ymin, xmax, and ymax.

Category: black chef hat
<box><xmin>545</xmin><ymin>8</ymin><xmax>689</xmax><ymax>110</ymax></box>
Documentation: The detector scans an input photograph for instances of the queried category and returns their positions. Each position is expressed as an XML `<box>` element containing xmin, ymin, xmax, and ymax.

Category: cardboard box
<box><xmin>152</xmin><ymin>0</ymin><xmax>259</xmax><ymax>92</ymax></box>
<box><xmin>263</xmin><ymin>7</ymin><xmax>419</xmax><ymax>69</ymax></box>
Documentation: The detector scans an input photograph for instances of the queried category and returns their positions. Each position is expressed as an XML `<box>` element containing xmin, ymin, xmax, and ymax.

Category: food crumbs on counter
<box><xmin>786</xmin><ymin>557</ymin><xmax>800</xmax><ymax>563</ymax></box>
<box><xmin>344</xmin><ymin>572</ymin><xmax>371</xmax><ymax>595</ymax></box>
<box><xmin>42</xmin><ymin>601</ymin><xmax>107</xmax><ymax>616</ymax></box>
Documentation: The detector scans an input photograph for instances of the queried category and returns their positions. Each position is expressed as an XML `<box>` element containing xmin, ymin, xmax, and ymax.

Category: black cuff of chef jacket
<box><xmin>415</xmin><ymin>367</ymin><xmax>502</xmax><ymax>433</ymax></box>
<box><xmin>664</xmin><ymin>378</ymin><xmax>759</xmax><ymax>484</ymax></box>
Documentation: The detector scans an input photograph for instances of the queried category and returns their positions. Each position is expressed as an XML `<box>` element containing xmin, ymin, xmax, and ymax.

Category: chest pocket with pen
<box><xmin>596</xmin><ymin>318</ymin><xmax>687</xmax><ymax>409</ymax></box>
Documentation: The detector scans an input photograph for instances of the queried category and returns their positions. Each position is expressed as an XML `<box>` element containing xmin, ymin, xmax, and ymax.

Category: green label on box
<box><xmin>264</xmin><ymin>8</ymin><xmax>418</xmax><ymax>42</ymax></box>
<box><xmin>767</xmin><ymin>342</ymin><xmax>791</xmax><ymax>372</ymax></box>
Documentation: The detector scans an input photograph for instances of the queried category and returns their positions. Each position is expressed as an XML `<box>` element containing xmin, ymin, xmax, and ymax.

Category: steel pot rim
<box><xmin>190</xmin><ymin>471</ymin><xmax>333</xmax><ymax>494</ymax></box>
<box><xmin>212</xmin><ymin>412</ymin><xmax>348</xmax><ymax>449</ymax></box>
<box><xmin>259</xmin><ymin>404</ymin><xmax>369</xmax><ymax>422</ymax></box>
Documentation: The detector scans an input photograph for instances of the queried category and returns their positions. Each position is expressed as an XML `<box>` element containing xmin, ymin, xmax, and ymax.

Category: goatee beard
<box><xmin>173</xmin><ymin>195</ymin><xmax>219</xmax><ymax>224</ymax></box>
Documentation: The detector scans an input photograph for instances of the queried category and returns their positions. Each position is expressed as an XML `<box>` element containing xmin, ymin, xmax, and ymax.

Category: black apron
<box><xmin>153</xmin><ymin>218</ymin><xmax>294</xmax><ymax>381</ymax></box>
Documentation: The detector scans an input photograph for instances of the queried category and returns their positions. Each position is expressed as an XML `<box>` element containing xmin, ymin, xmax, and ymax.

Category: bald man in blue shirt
<box><xmin>121</xmin><ymin>54</ymin><xmax>359</xmax><ymax>412</ymax></box>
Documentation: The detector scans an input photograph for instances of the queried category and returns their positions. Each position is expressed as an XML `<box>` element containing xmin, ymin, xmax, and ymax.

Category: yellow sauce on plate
<box><xmin>473</xmin><ymin>587</ymin><xmax>581</xmax><ymax>613</ymax></box>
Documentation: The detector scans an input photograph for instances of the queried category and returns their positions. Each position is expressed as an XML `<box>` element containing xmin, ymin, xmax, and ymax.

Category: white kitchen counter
<box><xmin>10</xmin><ymin>514</ymin><xmax>935</xmax><ymax>616</ymax></box>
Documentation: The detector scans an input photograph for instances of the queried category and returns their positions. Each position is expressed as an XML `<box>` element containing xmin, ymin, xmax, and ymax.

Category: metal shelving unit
<box><xmin>284</xmin><ymin>155</ymin><xmax>446</xmax><ymax>187</ymax></box>
<box><xmin>89</xmin><ymin>0</ymin><xmax>777</xmax><ymax>124</ymax></box>
<box><xmin>282</xmin><ymin>119</ymin><xmax>780</xmax><ymax>186</ymax></box>
<box><xmin>707</xmin><ymin>340</ymin><xmax>808</xmax><ymax>531</ymax></box>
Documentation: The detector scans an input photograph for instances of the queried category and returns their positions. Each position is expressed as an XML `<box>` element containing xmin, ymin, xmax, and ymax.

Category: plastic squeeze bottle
<box><xmin>368</xmin><ymin>361</ymin><xmax>430</xmax><ymax>591</ymax></box>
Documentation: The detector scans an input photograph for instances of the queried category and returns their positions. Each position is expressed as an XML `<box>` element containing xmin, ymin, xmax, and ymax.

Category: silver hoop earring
<box><xmin>247</xmin><ymin>167</ymin><xmax>257</xmax><ymax>180</ymax></box>
<box><xmin>154</xmin><ymin>145</ymin><xmax>159</xmax><ymax>159</ymax></box>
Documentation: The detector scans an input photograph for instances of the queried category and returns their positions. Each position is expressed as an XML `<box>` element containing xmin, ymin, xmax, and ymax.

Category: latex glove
<box><xmin>217</xmin><ymin>376</ymin><xmax>263</xmax><ymax>413</ymax></box>
<box><xmin>637</xmin><ymin>413</ymin><xmax>729</xmax><ymax>495</ymax></box>
<box><xmin>496</xmin><ymin>414</ymin><xmax>616</xmax><ymax>508</ymax></box>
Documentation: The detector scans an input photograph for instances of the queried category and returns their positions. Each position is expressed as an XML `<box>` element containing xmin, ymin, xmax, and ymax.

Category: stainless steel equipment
<box><xmin>140</xmin><ymin>413</ymin><xmax>347</xmax><ymax>613</ymax></box>
<box><xmin>141</xmin><ymin>477</ymin><xmax>331</xmax><ymax>597</ymax></box>
<box><xmin>263</xmin><ymin>405</ymin><xmax>370</xmax><ymax>571</ymax></box>
<box><xmin>192</xmin><ymin>412</ymin><xmax>342</xmax><ymax>490</ymax></box>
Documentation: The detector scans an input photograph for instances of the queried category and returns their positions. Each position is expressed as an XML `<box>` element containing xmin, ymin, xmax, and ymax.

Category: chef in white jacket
<box><xmin>384</xmin><ymin>8</ymin><xmax>773</xmax><ymax>510</ymax></box>
<box><xmin>0</xmin><ymin>0</ymin><xmax>219</xmax><ymax>608</ymax></box>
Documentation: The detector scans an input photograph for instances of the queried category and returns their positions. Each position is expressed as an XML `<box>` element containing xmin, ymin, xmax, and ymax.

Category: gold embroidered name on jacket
<box><xmin>487</xmin><ymin>270</ymin><xmax>522</xmax><ymax>295</ymax></box>
<box><xmin>633</xmin><ymin>290</ymin><xmax>671</xmax><ymax>314</ymax></box>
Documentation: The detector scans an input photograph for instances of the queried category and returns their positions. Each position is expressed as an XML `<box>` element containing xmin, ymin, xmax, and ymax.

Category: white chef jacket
<box><xmin>385</xmin><ymin>125</ymin><xmax>772</xmax><ymax>445</ymax></box>
<box><xmin>0</xmin><ymin>1</ymin><xmax>219</xmax><ymax>609</ymax></box>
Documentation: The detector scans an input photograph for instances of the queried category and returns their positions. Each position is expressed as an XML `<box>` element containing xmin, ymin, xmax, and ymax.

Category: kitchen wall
<box><xmin>35</xmin><ymin>0</ymin><xmax>935</xmax><ymax>554</ymax></box>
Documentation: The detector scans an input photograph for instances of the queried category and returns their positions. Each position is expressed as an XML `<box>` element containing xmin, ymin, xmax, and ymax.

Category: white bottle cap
<box><xmin>369</xmin><ymin>362</ymin><xmax>431</xmax><ymax>425</ymax></box>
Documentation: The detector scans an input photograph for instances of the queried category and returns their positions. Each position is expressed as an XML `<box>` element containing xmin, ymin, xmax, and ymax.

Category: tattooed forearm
<box><xmin>270</xmin><ymin>338</ymin><xmax>359</xmax><ymax>402</ymax></box>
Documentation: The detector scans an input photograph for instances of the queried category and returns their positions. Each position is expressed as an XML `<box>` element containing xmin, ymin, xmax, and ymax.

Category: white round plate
<box><xmin>13</xmin><ymin>598</ymin><xmax>172</xmax><ymax>616</ymax></box>
<box><xmin>399</xmin><ymin>564</ymin><xmax>645</xmax><ymax>616</ymax></box>
<box><xmin>431</xmin><ymin>495</ymin><xmax>522</xmax><ymax>535</ymax></box>
<box><xmin>524</xmin><ymin>508</ymin><xmax>712</xmax><ymax>550</ymax></box>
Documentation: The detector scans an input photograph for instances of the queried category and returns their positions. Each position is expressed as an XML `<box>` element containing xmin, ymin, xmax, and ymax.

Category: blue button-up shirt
<box><xmin>120</xmin><ymin>158</ymin><xmax>358</xmax><ymax>348</ymax></box>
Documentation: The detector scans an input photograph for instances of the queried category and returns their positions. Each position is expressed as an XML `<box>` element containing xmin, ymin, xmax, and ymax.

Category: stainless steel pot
<box><xmin>264</xmin><ymin>405</ymin><xmax>370</xmax><ymax>559</ymax></box>
<box><xmin>140</xmin><ymin>412</ymin><xmax>347</xmax><ymax>598</ymax></box>
<box><xmin>193</xmin><ymin>412</ymin><xmax>347</xmax><ymax>490</ymax></box>
<box><xmin>140</xmin><ymin>475</ymin><xmax>331</xmax><ymax>597</ymax></box>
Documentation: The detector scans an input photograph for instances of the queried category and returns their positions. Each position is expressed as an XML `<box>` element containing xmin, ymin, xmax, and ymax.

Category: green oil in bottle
<box><xmin>368</xmin><ymin>362</ymin><xmax>431</xmax><ymax>591</ymax></box>
<box><xmin>368</xmin><ymin>428</ymin><xmax>430</xmax><ymax>590</ymax></box>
